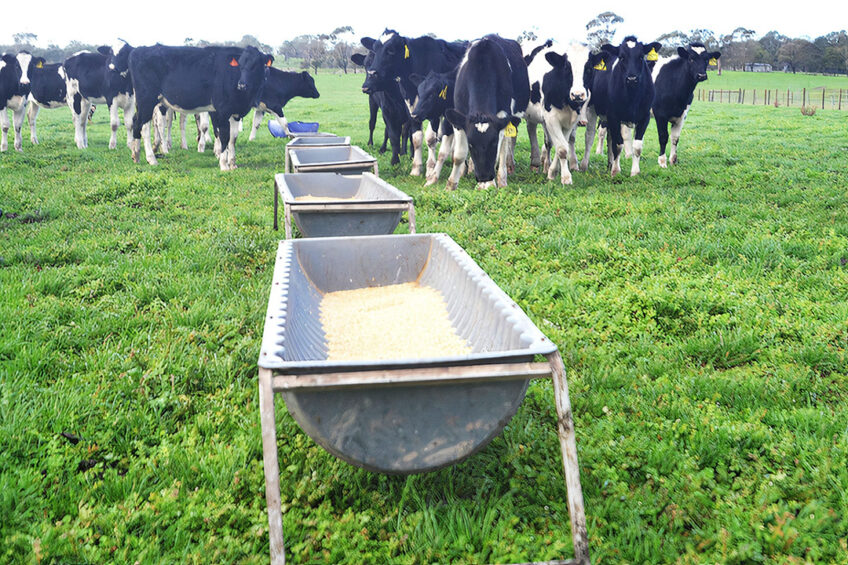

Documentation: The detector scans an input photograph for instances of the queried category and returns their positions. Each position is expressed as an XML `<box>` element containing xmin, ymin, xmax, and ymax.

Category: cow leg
<box><xmin>630</xmin><ymin>117</ymin><xmax>651</xmax><ymax>177</ymax></box>
<box><xmin>109</xmin><ymin>101</ymin><xmax>121</xmax><ymax>149</ymax></box>
<box><xmin>368</xmin><ymin>96</ymin><xmax>378</xmax><ymax>146</ymax></box>
<box><xmin>249</xmin><ymin>109</ymin><xmax>264</xmax><ymax>141</ymax></box>
<box><xmin>656</xmin><ymin>117</ymin><xmax>670</xmax><ymax>168</ymax></box>
<box><xmin>445</xmin><ymin>129</ymin><xmax>468</xmax><ymax>191</ymax></box>
<box><xmin>163</xmin><ymin>108</ymin><xmax>174</xmax><ymax>154</ymax></box>
<box><xmin>178</xmin><ymin>113</ymin><xmax>188</xmax><ymax>149</ymax></box>
<box><xmin>607</xmin><ymin>120</ymin><xmax>624</xmax><ymax>177</ymax></box>
<box><xmin>568</xmin><ymin>129</ymin><xmax>578</xmax><ymax>171</ymax></box>
<box><xmin>580</xmin><ymin>109</ymin><xmax>597</xmax><ymax>171</ymax></box>
<box><xmin>13</xmin><ymin>104</ymin><xmax>25</xmax><ymax>151</ymax></box>
<box><xmin>622</xmin><ymin>125</ymin><xmax>633</xmax><ymax>158</ymax></box>
<box><xmin>410</xmin><ymin>123</ymin><xmax>424</xmax><ymax>176</ymax></box>
<box><xmin>425</xmin><ymin>122</ymin><xmax>438</xmax><ymax>176</ymax></box>
<box><xmin>595</xmin><ymin>124</ymin><xmax>606</xmax><ymax>155</ymax></box>
<box><xmin>669</xmin><ymin>108</ymin><xmax>689</xmax><ymax>165</ymax></box>
<box><xmin>544</xmin><ymin>111</ymin><xmax>574</xmax><ymax>185</ymax></box>
<box><xmin>27</xmin><ymin>102</ymin><xmax>40</xmax><ymax>145</ymax></box>
<box><xmin>527</xmin><ymin>119</ymin><xmax>541</xmax><ymax>171</ymax></box>
<box><xmin>71</xmin><ymin>95</ymin><xmax>92</xmax><ymax>149</ymax></box>
<box><xmin>541</xmin><ymin>124</ymin><xmax>553</xmax><ymax>173</ymax></box>
<box><xmin>427</xmin><ymin>133</ymin><xmax>453</xmax><ymax>186</ymax></box>
<box><xmin>494</xmin><ymin>131</ymin><xmax>510</xmax><ymax>189</ymax></box>
<box><xmin>197</xmin><ymin>113</ymin><xmax>209</xmax><ymax>153</ymax></box>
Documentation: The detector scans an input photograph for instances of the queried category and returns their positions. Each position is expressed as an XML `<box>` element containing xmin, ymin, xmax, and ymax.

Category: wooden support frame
<box><xmin>258</xmin><ymin>350</ymin><xmax>590</xmax><ymax>565</ymax></box>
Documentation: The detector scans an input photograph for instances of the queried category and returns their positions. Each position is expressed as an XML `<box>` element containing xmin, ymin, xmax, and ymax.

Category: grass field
<box><xmin>2</xmin><ymin>71</ymin><xmax>847</xmax><ymax>564</ymax></box>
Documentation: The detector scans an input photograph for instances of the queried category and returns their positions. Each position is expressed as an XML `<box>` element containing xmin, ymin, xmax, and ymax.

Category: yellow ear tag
<box><xmin>504</xmin><ymin>123</ymin><xmax>517</xmax><ymax>138</ymax></box>
<box><xmin>709</xmin><ymin>58</ymin><xmax>718</xmax><ymax>66</ymax></box>
<box><xmin>647</xmin><ymin>48</ymin><xmax>658</xmax><ymax>62</ymax></box>
<box><xmin>438</xmin><ymin>85</ymin><xmax>448</xmax><ymax>100</ymax></box>
<box><xmin>404</xmin><ymin>45</ymin><xmax>410</xmax><ymax>59</ymax></box>
<box><xmin>593</xmin><ymin>60</ymin><xmax>606</xmax><ymax>71</ymax></box>
<box><xmin>36</xmin><ymin>61</ymin><xmax>44</xmax><ymax>69</ymax></box>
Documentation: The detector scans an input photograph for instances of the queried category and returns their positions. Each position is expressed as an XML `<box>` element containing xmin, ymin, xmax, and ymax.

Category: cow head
<box><xmin>0</xmin><ymin>53</ymin><xmax>20</xmax><ymax>80</ymax></box>
<box><xmin>544</xmin><ymin>51</ymin><xmax>590</xmax><ymax>113</ymax></box>
<box><xmin>15</xmin><ymin>51</ymin><xmax>32</xmax><ymax>94</ymax></box>
<box><xmin>298</xmin><ymin>71</ymin><xmax>320</xmax><ymax>99</ymax></box>
<box><xmin>409</xmin><ymin>70</ymin><xmax>453</xmax><ymax>122</ymax></box>
<box><xmin>679</xmin><ymin>43</ymin><xmax>721</xmax><ymax>83</ymax></box>
<box><xmin>107</xmin><ymin>42</ymin><xmax>134</xmax><ymax>78</ymax></box>
<box><xmin>613</xmin><ymin>36</ymin><xmax>661</xmax><ymax>88</ymax></box>
<box><xmin>445</xmin><ymin>109</ymin><xmax>511</xmax><ymax>184</ymax></box>
<box><xmin>233</xmin><ymin>45</ymin><xmax>273</xmax><ymax>92</ymax></box>
<box><xmin>361</xmin><ymin>29</ymin><xmax>408</xmax><ymax>94</ymax></box>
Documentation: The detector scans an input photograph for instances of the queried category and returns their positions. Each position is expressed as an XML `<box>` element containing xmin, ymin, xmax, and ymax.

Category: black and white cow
<box><xmin>597</xmin><ymin>36</ymin><xmax>661</xmax><ymax>177</ymax></box>
<box><xmin>652</xmin><ymin>43</ymin><xmax>720</xmax><ymax>167</ymax></box>
<box><xmin>25</xmin><ymin>56</ymin><xmax>67</xmax><ymax>145</ymax></box>
<box><xmin>579</xmin><ymin>49</ymin><xmax>618</xmax><ymax>170</ymax></box>
<box><xmin>248</xmin><ymin>68</ymin><xmax>319</xmax><ymax>140</ymax></box>
<box><xmin>409</xmin><ymin>67</ymin><xmax>458</xmax><ymax>185</ymax></box>
<box><xmin>1</xmin><ymin>52</ymin><xmax>31</xmax><ymax>152</ymax></box>
<box><xmin>353</xmin><ymin>44</ymin><xmax>412</xmax><ymax>166</ymax></box>
<box><xmin>361</xmin><ymin>30</ymin><xmax>468</xmax><ymax>177</ymax></box>
<box><xmin>350</xmin><ymin>49</ymin><xmax>382</xmax><ymax>148</ymax></box>
<box><xmin>62</xmin><ymin>44</ymin><xmax>135</xmax><ymax>149</ymax></box>
<box><xmin>444</xmin><ymin>35</ymin><xmax>530</xmax><ymax>190</ymax></box>
<box><xmin>128</xmin><ymin>44</ymin><xmax>272</xmax><ymax>170</ymax></box>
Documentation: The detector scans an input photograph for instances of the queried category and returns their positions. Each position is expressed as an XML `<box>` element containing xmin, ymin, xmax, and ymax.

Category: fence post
<box><xmin>802</xmin><ymin>88</ymin><xmax>806</xmax><ymax>108</ymax></box>
<box><xmin>740</xmin><ymin>88</ymin><xmax>743</xmax><ymax>104</ymax></box>
<box><xmin>753</xmin><ymin>90</ymin><xmax>756</xmax><ymax>105</ymax></box>
<box><xmin>822</xmin><ymin>88</ymin><xmax>825</xmax><ymax>109</ymax></box>
<box><xmin>840</xmin><ymin>89</ymin><xmax>843</xmax><ymax>111</ymax></box>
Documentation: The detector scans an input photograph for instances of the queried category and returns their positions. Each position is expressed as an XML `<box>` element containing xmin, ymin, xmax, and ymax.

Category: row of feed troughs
<box><xmin>256</xmin><ymin>124</ymin><xmax>591</xmax><ymax>564</ymax></box>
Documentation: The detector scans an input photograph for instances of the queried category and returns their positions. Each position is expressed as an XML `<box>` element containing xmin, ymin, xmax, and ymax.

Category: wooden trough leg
<box><xmin>273</xmin><ymin>181</ymin><xmax>279</xmax><ymax>231</ymax></box>
<box><xmin>284</xmin><ymin>203</ymin><xmax>293</xmax><ymax>240</ymax></box>
<box><xmin>546</xmin><ymin>351</ymin><xmax>591</xmax><ymax>565</ymax></box>
<box><xmin>407</xmin><ymin>203</ymin><xmax>417</xmax><ymax>234</ymax></box>
<box><xmin>259</xmin><ymin>368</ymin><xmax>286</xmax><ymax>565</ymax></box>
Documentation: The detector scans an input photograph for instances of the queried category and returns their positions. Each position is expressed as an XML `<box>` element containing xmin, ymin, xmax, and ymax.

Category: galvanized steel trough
<box><xmin>273</xmin><ymin>172</ymin><xmax>416</xmax><ymax>237</ymax></box>
<box><xmin>258</xmin><ymin>233</ymin><xmax>558</xmax><ymax>474</ymax></box>
<box><xmin>286</xmin><ymin>145</ymin><xmax>378</xmax><ymax>175</ymax></box>
<box><xmin>283</xmin><ymin>135</ymin><xmax>351</xmax><ymax>174</ymax></box>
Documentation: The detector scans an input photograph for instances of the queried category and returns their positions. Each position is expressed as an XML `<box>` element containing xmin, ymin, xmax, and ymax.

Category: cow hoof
<box><xmin>424</xmin><ymin>175</ymin><xmax>439</xmax><ymax>187</ymax></box>
<box><xmin>579</xmin><ymin>163</ymin><xmax>588</xmax><ymax>172</ymax></box>
<box><xmin>410</xmin><ymin>167</ymin><xmax>422</xmax><ymax>177</ymax></box>
<box><xmin>445</xmin><ymin>180</ymin><xmax>458</xmax><ymax>191</ymax></box>
<box><xmin>658</xmin><ymin>156</ymin><xmax>667</xmax><ymax>168</ymax></box>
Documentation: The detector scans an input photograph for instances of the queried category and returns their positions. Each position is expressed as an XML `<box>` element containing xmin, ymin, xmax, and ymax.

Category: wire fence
<box><xmin>696</xmin><ymin>87</ymin><xmax>848</xmax><ymax>109</ymax></box>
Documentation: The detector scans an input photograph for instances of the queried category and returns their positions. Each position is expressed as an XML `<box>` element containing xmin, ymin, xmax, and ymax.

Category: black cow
<box><xmin>352</xmin><ymin>45</ymin><xmax>411</xmax><ymax>166</ymax></box>
<box><xmin>26</xmin><ymin>56</ymin><xmax>67</xmax><ymax>145</ymax></box>
<box><xmin>361</xmin><ymin>30</ymin><xmax>467</xmax><ymax>177</ymax></box>
<box><xmin>1</xmin><ymin>52</ymin><xmax>31</xmax><ymax>152</ymax></box>
<box><xmin>128</xmin><ymin>44</ymin><xmax>272</xmax><ymax>170</ymax></box>
<box><xmin>598</xmin><ymin>36</ymin><xmax>661</xmax><ymax>177</ymax></box>
<box><xmin>350</xmin><ymin>50</ymin><xmax>381</xmax><ymax>148</ymax></box>
<box><xmin>652</xmin><ymin>43</ymin><xmax>720</xmax><ymax>168</ymax></box>
<box><xmin>578</xmin><ymin>49</ymin><xmax>618</xmax><ymax>171</ymax></box>
<box><xmin>444</xmin><ymin>35</ymin><xmax>530</xmax><ymax>190</ymax></box>
<box><xmin>248</xmin><ymin>68</ymin><xmax>320</xmax><ymax>140</ymax></box>
<box><xmin>409</xmin><ymin>68</ymin><xmax>458</xmax><ymax>185</ymax></box>
<box><xmin>63</xmin><ymin>44</ymin><xmax>135</xmax><ymax>150</ymax></box>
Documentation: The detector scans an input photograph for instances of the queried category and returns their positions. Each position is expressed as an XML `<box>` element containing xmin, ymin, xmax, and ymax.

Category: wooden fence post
<box><xmin>822</xmin><ymin>88</ymin><xmax>826</xmax><ymax>109</ymax></box>
<box><xmin>802</xmin><ymin>88</ymin><xmax>806</xmax><ymax>108</ymax></box>
<box><xmin>753</xmin><ymin>90</ymin><xmax>756</xmax><ymax>105</ymax></box>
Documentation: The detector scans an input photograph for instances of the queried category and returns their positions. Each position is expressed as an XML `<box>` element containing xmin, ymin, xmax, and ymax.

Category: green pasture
<box><xmin>1</xmin><ymin>72</ymin><xmax>847</xmax><ymax>564</ymax></box>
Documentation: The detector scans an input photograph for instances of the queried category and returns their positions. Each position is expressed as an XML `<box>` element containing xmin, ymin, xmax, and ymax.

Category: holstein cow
<box><xmin>63</xmin><ymin>44</ymin><xmax>136</xmax><ymax>149</ymax></box>
<box><xmin>578</xmin><ymin>49</ymin><xmax>618</xmax><ymax>170</ymax></box>
<box><xmin>652</xmin><ymin>43</ymin><xmax>720</xmax><ymax>168</ymax></box>
<box><xmin>350</xmin><ymin>50</ymin><xmax>382</xmax><ymax>148</ymax></box>
<box><xmin>361</xmin><ymin>30</ymin><xmax>468</xmax><ymax>177</ymax></box>
<box><xmin>409</xmin><ymin>67</ymin><xmax>458</xmax><ymax>185</ymax></box>
<box><xmin>352</xmin><ymin>45</ymin><xmax>412</xmax><ymax>166</ymax></box>
<box><xmin>248</xmin><ymin>68</ymin><xmax>320</xmax><ymax>140</ymax></box>
<box><xmin>129</xmin><ymin>45</ymin><xmax>272</xmax><ymax>170</ymax></box>
<box><xmin>26</xmin><ymin>56</ymin><xmax>68</xmax><ymax>145</ymax></box>
<box><xmin>597</xmin><ymin>36</ymin><xmax>661</xmax><ymax>177</ymax></box>
<box><xmin>0</xmin><ymin>52</ymin><xmax>31</xmax><ymax>152</ymax></box>
<box><xmin>444</xmin><ymin>35</ymin><xmax>530</xmax><ymax>190</ymax></box>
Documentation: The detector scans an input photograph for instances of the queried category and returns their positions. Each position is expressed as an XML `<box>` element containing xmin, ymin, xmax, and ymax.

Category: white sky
<box><xmin>3</xmin><ymin>2</ymin><xmax>842</xmax><ymax>50</ymax></box>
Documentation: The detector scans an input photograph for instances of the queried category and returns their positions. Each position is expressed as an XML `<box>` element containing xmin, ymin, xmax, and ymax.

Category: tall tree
<box><xmin>586</xmin><ymin>12</ymin><xmax>623</xmax><ymax>51</ymax></box>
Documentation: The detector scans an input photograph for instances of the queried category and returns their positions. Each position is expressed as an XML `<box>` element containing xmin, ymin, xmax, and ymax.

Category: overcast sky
<box><xmin>3</xmin><ymin>2</ymin><xmax>842</xmax><ymax>50</ymax></box>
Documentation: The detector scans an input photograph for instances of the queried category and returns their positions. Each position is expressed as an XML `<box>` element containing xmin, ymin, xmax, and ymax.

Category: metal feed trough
<box><xmin>285</xmin><ymin>144</ymin><xmax>378</xmax><ymax>175</ymax></box>
<box><xmin>283</xmin><ymin>135</ymin><xmax>350</xmax><ymax>175</ymax></box>
<box><xmin>257</xmin><ymin>233</ymin><xmax>590</xmax><ymax>565</ymax></box>
<box><xmin>273</xmin><ymin>172</ymin><xmax>416</xmax><ymax>238</ymax></box>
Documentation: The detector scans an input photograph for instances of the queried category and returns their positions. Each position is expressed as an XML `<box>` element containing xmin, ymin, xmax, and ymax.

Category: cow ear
<box><xmin>678</xmin><ymin>47</ymin><xmax>689</xmax><ymax>58</ymax></box>
<box><xmin>495</xmin><ymin>116</ymin><xmax>513</xmax><ymax>132</ymax></box>
<box><xmin>601</xmin><ymin>44</ymin><xmax>616</xmax><ymax>55</ymax></box>
<box><xmin>647</xmin><ymin>42</ymin><xmax>662</xmax><ymax>55</ymax></box>
<box><xmin>710</xmin><ymin>52</ymin><xmax>721</xmax><ymax>61</ymax></box>
<box><xmin>361</xmin><ymin>37</ymin><xmax>375</xmax><ymax>50</ymax></box>
<box><xmin>445</xmin><ymin>108</ymin><xmax>467</xmax><ymax>130</ymax></box>
<box><xmin>545</xmin><ymin>51</ymin><xmax>565</xmax><ymax>68</ymax></box>
<box><xmin>351</xmin><ymin>53</ymin><xmax>366</xmax><ymax>66</ymax></box>
<box><xmin>97</xmin><ymin>45</ymin><xmax>112</xmax><ymax>56</ymax></box>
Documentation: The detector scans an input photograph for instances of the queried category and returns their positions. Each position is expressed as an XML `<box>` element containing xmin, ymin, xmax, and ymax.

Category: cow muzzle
<box><xmin>237</xmin><ymin>82</ymin><xmax>247</xmax><ymax>91</ymax></box>
<box><xmin>696</xmin><ymin>73</ymin><xmax>708</xmax><ymax>82</ymax></box>
<box><xmin>626</xmin><ymin>75</ymin><xmax>639</xmax><ymax>85</ymax></box>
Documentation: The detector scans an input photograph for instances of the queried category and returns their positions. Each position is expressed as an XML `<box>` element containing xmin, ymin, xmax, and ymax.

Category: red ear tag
<box><xmin>230</xmin><ymin>58</ymin><xmax>239</xmax><ymax>67</ymax></box>
<box><xmin>266</xmin><ymin>59</ymin><xmax>272</xmax><ymax>67</ymax></box>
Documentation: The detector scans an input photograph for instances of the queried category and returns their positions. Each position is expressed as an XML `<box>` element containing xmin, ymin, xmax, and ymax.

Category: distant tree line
<box><xmin>3</xmin><ymin>19</ymin><xmax>847</xmax><ymax>75</ymax></box>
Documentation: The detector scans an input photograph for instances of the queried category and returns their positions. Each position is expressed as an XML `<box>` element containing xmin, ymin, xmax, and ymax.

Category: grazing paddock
<box><xmin>1</xmin><ymin>72</ymin><xmax>847</xmax><ymax>564</ymax></box>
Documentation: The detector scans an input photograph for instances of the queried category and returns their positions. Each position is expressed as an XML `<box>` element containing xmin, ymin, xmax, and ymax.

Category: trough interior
<box><xmin>288</xmin><ymin>136</ymin><xmax>349</xmax><ymax>147</ymax></box>
<box><xmin>290</xmin><ymin>146</ymin><xmax>372</xmax><ymax>165</ymax></box>
<box><xmin>281</xmin><ymin>173</ymin><xmax>409</xmax><ymax>202</ymax></box>
<box><xmin>281</xmin><ymin>235</ymin><xmax>538</xmax><ymax>363</ymax></box>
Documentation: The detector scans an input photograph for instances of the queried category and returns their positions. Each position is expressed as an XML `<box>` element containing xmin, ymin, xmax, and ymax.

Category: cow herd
<box><xmin>352</xmin><ymin>29</ymin><xmax>721</xmax><ymax>190</ymax></box>
<box><xmin>0</xmin><ymin>43</ymin><xmax>320</xmax><ymax>170</ymax></box>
